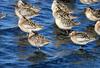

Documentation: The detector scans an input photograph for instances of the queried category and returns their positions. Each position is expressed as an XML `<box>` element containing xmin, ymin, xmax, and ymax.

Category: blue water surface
<box><xmin>0</xmin><ymin>0</ymin><xmax>100</xmax><ymax>68</ymax></box>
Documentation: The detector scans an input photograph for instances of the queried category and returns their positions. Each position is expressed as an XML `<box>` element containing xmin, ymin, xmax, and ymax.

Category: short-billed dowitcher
<box><xmin>95</xmin><ymin>21</ymin><xmax>100</xmax><ymax>35</ymax></box>
<box><xmin>15</xmin><ymin>0</ymin><xmax>40</xmax><ymax>19</ymax></box>
<box><xmin>28</xmin><ymin>32</ymin><xmax>50</xmax><ymax>48</ymax></box>
<box><xmin>85</xmin><ymin>7</ymin><xmax>100</xmax><ymax>21</ymax></box>
<box><xmin>55</xmin><ymin>19</ymin><xmax>80</xmax><ymax>30</ymax></box>
<box><xmin>18</xmin><ymin>16</ymin><xmax>43</xmax><ymax>33</ymax></box>
<box><xmin>51</xmin><ymin>0</ymin><xmax>74</xmax><ymax>15</ymax></box>
<box><xmin>69</xmin><ymin>31</ymin><xmax>96</xmax><ymax>45</ymax></box>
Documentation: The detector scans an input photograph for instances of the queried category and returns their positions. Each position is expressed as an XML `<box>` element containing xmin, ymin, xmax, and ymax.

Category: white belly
<box><xmin>85</xmin><ymin>12</ymin><xmax>100</xmax><ymax>21</ymax></box>
<box><xmin>95</xmin><ymin>25</ymin><xmax>100</xmax><ymax>35</ymax></box>
<box><xmin>71</xmin><ymin>37</ymin><xmax>95</xmax><ymax>45</ymax></box>
<box><xmin>80</xmin><ymin>0</ymin><xmax>94</xmax><ymax>4</ymax></box>
<box><xmin>18</xmin><ymin>23</ymin><xmax>32</xmax><ymax>33</ymax></box>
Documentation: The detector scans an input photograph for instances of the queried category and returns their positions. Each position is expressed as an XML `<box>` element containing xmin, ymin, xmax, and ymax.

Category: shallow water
<box><xmin>0</xmin><ymin>0</ymin><xmax>100</xmax><ymax>68</ymax></box>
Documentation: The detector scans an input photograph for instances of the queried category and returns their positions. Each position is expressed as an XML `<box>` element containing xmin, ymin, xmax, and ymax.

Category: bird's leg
<box><xmin>26</xmin><ymin>33</ymin><xmax>29</xmax><ymax>37</ymax></box>
<box><xmin>38</xmin><ymin>47</ymin><xmax>41</xmax><ymax>50</ymax></box>
<box><xmin>36</xmin><ymin>47</ymin><xmax>41</xmax><ymax>52</ymax></box>
<box><xmin>65</xmin><ymin>30</ymin><xmax>69</xmax><ymax>34</ymax></box>
<box><xmin>79</xmin><ymin>45</ymin><xmax>84</xmax><ymax>50</ymax></box>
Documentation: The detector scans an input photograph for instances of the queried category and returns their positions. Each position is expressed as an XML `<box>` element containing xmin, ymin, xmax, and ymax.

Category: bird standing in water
<box><xmin>18</xmin><ymin>15</ymin><xmax>43</xmax><ymax>33</ymax></box>
<box><xmin>52</xmin><ymin>0</ymin><xmax>75</xmax><ymax>14</ymax></box>
<box><xmin>51</xmin><ymin>0</ymin><xmax>78</xmax><ymax>30</ymax></box>
<box><xmin>28</xmin><ymin>32</ymin><xmax>50</xmax><ymax>49</ymax></box>
<box><xmin>15</xmin><ymin>0</ymin><xmax>40</xmax><ymax>19</ymax></box>
<box><xmin>69</xmin><ymin>31</ymin><xmax>96</xmax><ymax>47</ymax></box>
<box><xmin>85</xmin><ymin>7</ymin><xmax>100</xmax><ymax>21</ymax></box>
<box><xmin>55</xmin><ymin>18</ymin><xmax>80</xmax><ymax>30</ymax></box>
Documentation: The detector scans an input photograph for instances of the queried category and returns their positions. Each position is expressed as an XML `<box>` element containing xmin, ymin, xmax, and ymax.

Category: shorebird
<box><xmin>18</xmin><ymin>16</ymin><xmax>43</xmax><ymax>33</ymax></box>
<box><xmin>28</xmin><ymin>32</ymin><xmax>50</xmax><ymax>48</ymax></box>
<box><xmin>51</xmin><ymin>0</ymin><xmax>75</xmax><ymax>15</ymax></box>
<box><xmin>80</xmin><ymin>0</ymin><xmax>100</xmax><ymax>4</ymax></box>
<box><xmin>95</xmin><ymin>21</ymin><xmax>100</xmax><ymax>35</ymax></box>
<box><xmin>69</xmin><ymin>31</ymin><xmax>96</xmax><ymax>45</ymax></box>
<box><xmin>85</xmin><ymin>7</ymin><xmax>100</xmax><ymax>21</ymax></box>
<box><xmin>51</xmin><ymin>0</ymin><xmax>78</xmax><ymax>30</ymax></box>
<box><xmin>53</xmin><ymin>9</ymin><xmax>77</xmax><ymax>20</ymax></box>
<box><xmin>15</xmin><ymin>0</ymin><xmax>40</xmax><ymax>19</ymax></box>
<box><xmin>55</xmin><ymin>19</ymin><xmax>80</xmax><ymax>30</ymax></box>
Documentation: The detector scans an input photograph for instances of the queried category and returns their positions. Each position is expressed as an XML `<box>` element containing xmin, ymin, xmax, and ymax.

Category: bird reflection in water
<box><xmin>27</xmin><ymin>50</ymin><xmax>48</xmax><ymax>64</ymax></box>
<box><xmin>17</xmin><ymin>44</ymin><xmax>48</xmax><ymax>63</ymax></box>
<box><xmin>69</xmin><ymin>49</ymin><xmax>96</xmax><ymax>64</ymax></box>
<box><xmin>53</xmin><ymin>24</ymin><xmax>72</xmax><ymax>47</ymax></box>
<box><xmin>16</xmin><ymin>37</ymin><xmax>32</xmax><ymax>59</ymax></box>
<box><xmin>0</xmin><ymin>12</ymin><xmax>6</xmax><ymax>19</ymax></box>
<box><xmin>96</xmin><ymin>38</ymin><xmax>100</xmax><ymax>46</ymax></box>
<box><xmin>92</xmin><ymin>45</ymin><xmax>100</xmax><ymax>57</ymax></box>
<box><xmin>16</xmin><ymin>32</ymin><xmax>48</xmax><ymax>63</ymax></box>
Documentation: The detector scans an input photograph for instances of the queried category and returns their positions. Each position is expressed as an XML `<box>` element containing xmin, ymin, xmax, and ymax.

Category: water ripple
<box><xmin>0</xmin><ymin>0</ymin><xmax>100</xmax><ymax>68</ymax></box>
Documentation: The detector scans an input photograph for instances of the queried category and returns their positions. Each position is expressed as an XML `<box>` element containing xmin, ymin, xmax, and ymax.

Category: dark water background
<box><xmin>0</xmin><ymin>0</ymin><xmax>100</xmax><ymax>68</ymax></box>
